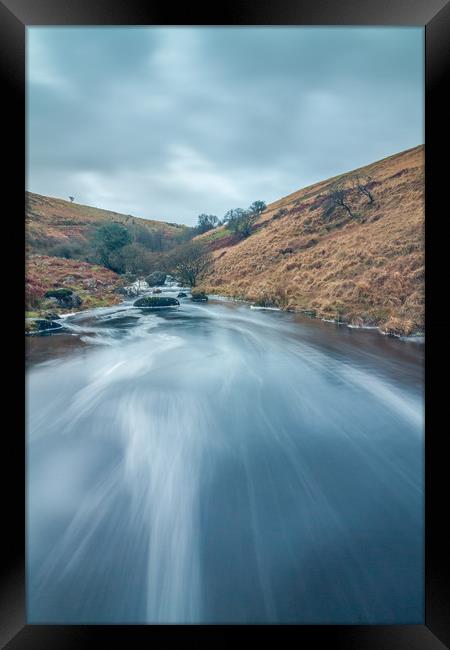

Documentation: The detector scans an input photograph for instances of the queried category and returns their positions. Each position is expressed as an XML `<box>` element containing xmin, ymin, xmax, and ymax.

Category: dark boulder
<box><xmin>25</xmin><ymin>318</ymin><xmax>64</xmax><ymax>335</ymax></box>
<box><xmin>133</xmin><ymin>296</ymin><xmax>180</xmax><ymax>308</ymax></box>
<box><xmin>191</xmin><ymin>291</ymin><xmax>208</xmax><ymax>302</ymax></box>
<box><xmin>145</xmin><ymin>271</ymin><xmax>167</xmax><ymax>287</ymax></box>
<box><xmin>45</xmin><ymin>288</ymin><xmax>72</xmax><ymax>299</ymax></box>
<box><xmin>44</xmin><ymin>288</ymin><xmax>82</xmax><ymax>308</ymax></box>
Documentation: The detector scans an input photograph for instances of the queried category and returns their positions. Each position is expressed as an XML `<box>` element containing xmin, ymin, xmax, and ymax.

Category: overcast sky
<box><xmin>27</xmin><ymin>27</ymin><xmax>424</xmax><ymax>225</ymax></box>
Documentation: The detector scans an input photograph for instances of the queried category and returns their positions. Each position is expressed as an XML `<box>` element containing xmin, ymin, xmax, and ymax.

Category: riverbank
<box><xmin>25</xmin><ymin>254</ymin><xmax>124</xmax><ymax>332</ymax></box>
<box><xmin>25</xmin><ymin>279</ymin><xmax>424</xmax><ymax>341</ymax></box>
<box><xmin>207</xmin><ymin>292</ymin><xmax>424</xmax><ymax>340</ymax></box>
<box><xmin>200</xmin><ymin>284</ymin><xmax>423</xmax><ymax>338</ymax></box>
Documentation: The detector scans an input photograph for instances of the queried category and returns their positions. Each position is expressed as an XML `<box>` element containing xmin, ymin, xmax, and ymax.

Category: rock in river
<box><xmin>133</xmin><ymin>296</ymin><xmax>180</xmax><ymax>308</ymax></box>
<box><xmin>191</xmin><ymin>291</ymin><xmax>208</xmax><ymax>302</ymax></box>
<box><xmin>25</xmin><ymin>318</ymin><xmax>64</xmax><ymax>335</ymax></box>
<box><xmin>145</xmin><ymin>271</ymin><xmax>167</xmax><ymax>287</ymax></box>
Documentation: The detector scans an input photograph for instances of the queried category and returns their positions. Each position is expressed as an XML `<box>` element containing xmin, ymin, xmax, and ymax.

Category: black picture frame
<box><xmin>2</xmin><ymin>1</ymin><xmax>449</xmax><ymax>647</ymax></box>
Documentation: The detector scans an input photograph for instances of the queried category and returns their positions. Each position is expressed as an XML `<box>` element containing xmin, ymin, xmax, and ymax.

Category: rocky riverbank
<box><xmin>25</xmin><ymin>255</ymin><xmax>125</xmax><ymax>331</ymax></box>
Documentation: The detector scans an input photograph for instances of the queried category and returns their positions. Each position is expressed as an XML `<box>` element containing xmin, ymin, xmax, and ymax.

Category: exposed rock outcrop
<box><xmin>44</xmin><ymin>288</ymin><xmax>82</xmax><ymax>308</ymax></box>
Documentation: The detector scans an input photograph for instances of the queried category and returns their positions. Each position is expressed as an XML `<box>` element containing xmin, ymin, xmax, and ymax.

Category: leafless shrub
<box><xmin>351</xmin><ymin>174</ymin><xmax>375</xmax><ymax>204</ymax></box>
<box><xmin>323</xmin><ymin>181</ymin><xmax>356</xmax><ymax>219</ymax></box>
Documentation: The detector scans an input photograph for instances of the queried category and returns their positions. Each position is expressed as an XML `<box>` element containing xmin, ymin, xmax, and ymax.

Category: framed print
<box><xmin>1</xmin><ymin>0</ymin><xmax>449</xmax><ymax>647</ymax></box>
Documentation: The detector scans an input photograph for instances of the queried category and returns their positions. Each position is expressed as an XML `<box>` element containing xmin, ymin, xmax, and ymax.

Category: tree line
<box><xmin>44</xmin><ymin>198</ymin><xmax>267</xmax><ymax>287</ymax></box>
<box><xmin>89</xmin><ymin>198</ymin><xmax>266</xmax><ymax>288</ymax></box>
<box><xmin>50</xmin><ymin>172</ymin><xmax>376</xmax><ymax>289</ymax></box>
<box><xmin>195</xmin><ymin>200</ymin><xmax>266</xmax><ymax>236</ymax></box>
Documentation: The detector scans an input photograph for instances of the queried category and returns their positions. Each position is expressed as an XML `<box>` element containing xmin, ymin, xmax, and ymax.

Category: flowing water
<box><xmin>26</xmin><ymin>287</ymin><xmax>424</xmax><ymax>623</ymax></box>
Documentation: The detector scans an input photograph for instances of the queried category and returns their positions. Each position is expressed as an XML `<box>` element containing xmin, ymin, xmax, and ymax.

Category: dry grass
<box><xmin>26</xmin><ymin>192</ymin><xmax>189</xmax><ymax>253</ymax></box>
<box><xmin>200</xmin><ymin>145</ymin><xmax>424</xmax><ymax>335</ymax></box>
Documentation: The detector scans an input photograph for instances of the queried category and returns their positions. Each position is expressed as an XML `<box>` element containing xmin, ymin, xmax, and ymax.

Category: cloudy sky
<box><xmin>27</xmin><ymin>27</ymin><xmax>424</xmax><ymax>225</ymax></box>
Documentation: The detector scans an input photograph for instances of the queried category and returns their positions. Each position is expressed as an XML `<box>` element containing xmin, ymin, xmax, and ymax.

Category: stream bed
<box><xmin>26</xmin><ymin>287</ymin><xmax>424</xmax><ymax>623</ymax></box>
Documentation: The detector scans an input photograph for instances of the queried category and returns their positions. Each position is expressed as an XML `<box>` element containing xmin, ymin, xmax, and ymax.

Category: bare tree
<box><xmin>273</xmin><ymin>207</ymin><xmax>289</xmax><ymax>219</ymax></box>
<box><xmin>323</xmin><ymin>181</ymin><xmax>355</xmax><ymax>219</ymax></box>
<box><xmin>167</xmin><ymin>241</ymin><xmax>212</xmax><ymax>287</ymax></box>
<box><xmin>351</xmin><ymin>175</ymin><xmax>374</xmax><ymax>204</ymax></box>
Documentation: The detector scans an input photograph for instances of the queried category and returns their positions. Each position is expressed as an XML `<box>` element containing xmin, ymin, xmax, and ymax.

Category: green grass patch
<box><xmin>44</xmin><ymin>288</ymin><xmax>73</xmax><ymax>299</ymax></box>
<box><xmin>203</xmin><ymin>228</ymin><xmax>231</xmax><ymax>241</ymax></box>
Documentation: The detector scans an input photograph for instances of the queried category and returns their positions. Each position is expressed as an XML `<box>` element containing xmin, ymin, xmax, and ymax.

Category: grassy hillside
<box><xmin>200</xmin><ymin>145</ymin><xmax>424</xmax><ymax>336</ymax></box>
<box><xmin>25</xmin><ymin>255</ymin><xmax>124</xmax><ymax>316</ymax></box>
<box><xmin>26</xmin><ymin>192</ymin><xmax>192</xmax><ymax>256</ymax></box>
<box><xmin>25</xmin><ymin>193</ymin><xmax>193</xmax><ymax>319</ymax></box>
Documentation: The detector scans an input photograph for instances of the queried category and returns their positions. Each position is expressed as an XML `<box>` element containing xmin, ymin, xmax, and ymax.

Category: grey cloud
<box><xmin>27</xmin><ymin>27</ymin><xmax>423</xmax><ymax>225</ymax></box>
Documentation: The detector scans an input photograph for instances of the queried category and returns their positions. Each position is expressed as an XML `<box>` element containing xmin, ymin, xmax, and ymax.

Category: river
<box><xmin>26</xmin><ymin>286</ymin><xmax>424</xmax><ymax>624</ymax></box>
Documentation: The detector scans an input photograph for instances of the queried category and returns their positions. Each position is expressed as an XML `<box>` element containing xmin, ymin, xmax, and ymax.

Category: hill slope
<box><xmin>201</xmin><ymin>145</ymin><xmax>424</xmax><ymax>336</ymax></box>
<box><xmin>26</xmin><ymin>192</ymin><xmax>192</xmax><ymax>255</ymax></box>
<box><xmin>26</xmin><ymin>255</ymin><xmax>123</xmax><ymax>314</ymax></box>
<box><xmin>25</xmin><ymin>193</ymin><xmax>192</xmax><ymax>317</ymax></box>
